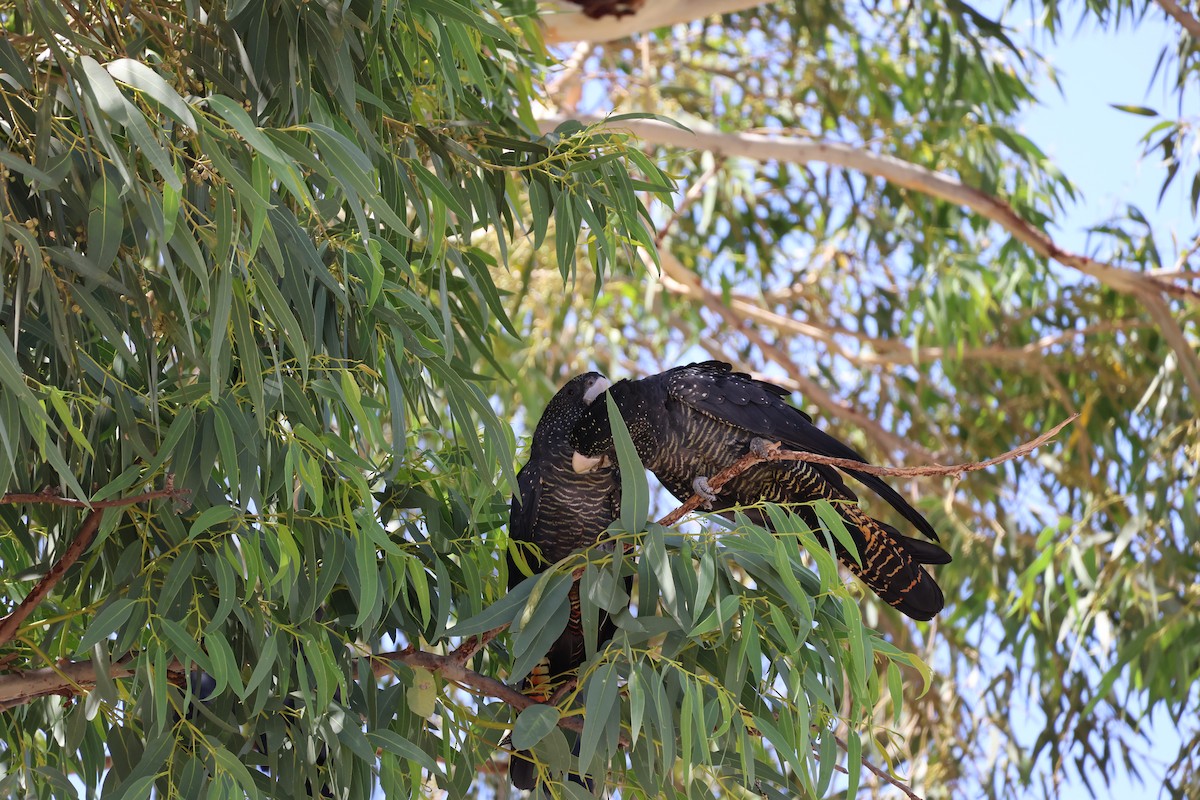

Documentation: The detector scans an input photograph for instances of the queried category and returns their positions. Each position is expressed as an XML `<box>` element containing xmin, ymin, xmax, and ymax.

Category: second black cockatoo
<box><xmin>507</xmin><ymin>371</ymin><xmax>623</xmax><ymax>790</ymax></box>
<box><xmin>569</xmin><ymin>361</ymin><xmax>951</xmax><ymax>620</ymax></box>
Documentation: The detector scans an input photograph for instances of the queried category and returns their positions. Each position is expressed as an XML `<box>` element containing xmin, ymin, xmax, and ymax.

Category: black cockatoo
<box><xmin>507</xmin><ymin>371</ymin><xmax>623</xmax><ymax>789</ymax></box>
<box><xmin>569</xmin><ymin>361</ymin><xmax>950</xmax><ymax>620</ymax></box>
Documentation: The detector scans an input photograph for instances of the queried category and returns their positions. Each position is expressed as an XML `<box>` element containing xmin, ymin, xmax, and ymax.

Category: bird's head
<box><xmin>568</xmin><ymin>381</ymin><xmax>620</xmax><ymax>473</ymax></box>
<box><xmin>530</xmin><ymin>372</ymin><xmax>610</xmax><ymax>453</ymax></box>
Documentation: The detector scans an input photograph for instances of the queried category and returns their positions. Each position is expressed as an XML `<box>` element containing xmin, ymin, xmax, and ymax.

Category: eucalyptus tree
<box><xmin>2</xmin><ymin>1</ymin><xmax>1198</xmax><ymax>800</ymax></box>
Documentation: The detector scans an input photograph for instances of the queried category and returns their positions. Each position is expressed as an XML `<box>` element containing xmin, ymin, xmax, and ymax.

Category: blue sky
<box><xmin>1021</xmin><ymin>11</ymin><xmax>1199</xmax><ymax>249</ymax></box>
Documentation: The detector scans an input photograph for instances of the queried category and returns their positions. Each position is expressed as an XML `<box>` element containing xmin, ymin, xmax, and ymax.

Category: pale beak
<box><xmin>582</xmin><ymin>376</ymin><xmax>610</xmax><ymax>406</ymax></box>
<box><xmin>572</xmin><ymin>451</ymin><xmax>610</xmax><ymax>474</ymax></box>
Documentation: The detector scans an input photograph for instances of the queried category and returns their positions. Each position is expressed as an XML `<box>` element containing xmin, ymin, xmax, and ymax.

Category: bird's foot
<box><xmin>749</xmin><ymin>437</ymin><xmax>777</xmax><ymax>459</ymax></box>
<box><xmin>692</xmin><ymin>475</ymin><xmax>718</xmax><ymax>509</ymax></box>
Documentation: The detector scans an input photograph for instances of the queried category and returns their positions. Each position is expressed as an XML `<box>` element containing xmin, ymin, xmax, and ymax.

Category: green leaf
<box><xmin>77</xmin><ymin>597</ymin><xmax>136</xmax><ymax>653</ymax></box>
<box><xmin>87</xmin><ymin>172</ymin><xmax>123</xmax><ymax>268</ymax></box>
<box><xmin>353</xmin><ymin>523</ymin><xmax>382</xmax><ymax>629</ymax></box>
<box><xmin>0</xmin><ymin>36</ymin><xmax>32</xmax><ymax>90</ymax></box>
<box><xmin>845</xmin><ymin>730</ymin><xmax>862</xmax><ymax>798</ymax></box>
<box><xmin>189</xmin><ymin>505</ymin><xmax>236</xmax><ymax>539</ymax></box>
<box><xmin>106</xmin><ymin>58</ymin><xmax>195</xmax><ymax>129</ymax></box>
<box><xmin>367</xmin><ymin>729</ymin><xmax>442</xmax><ymax>775</ymax></box>
<box><xmin>1109</xmin><ymin>103</ymin><xmax>1158</xmax><ymax>117</ymax></box>
<box><xmin>813</xmin><ymin>499</ymin><xmax>859</xmax><ymax>567</ymax></box>
<box><xmin>159</xmin><ymin>618</ymin><xmax>211</xmax><ymax>673</ymax></box>
<box><xmin>606</xmin><ymin>394</ymin><xmax>648</xmax><ymax>533</ymax></box>
<box><xmin>511</xmin><ymin>704</ymin><xmax>561</xmax><ymax>750</ymax></box>
<box><xmin>510</xmin><ymin>571</ymin><xmax>574</xmax><ymax>682</ymax></box>
<box><xmin>445</xmin><ymin>576</ymin><xmax>535</xmax><ymax>638</ymax></box>
<box><xmin>577</xmin><ymin>659</ymin><xmax>619</xmax><ymax>774</ymax></box>
<box><xmin>211</xmin><ymin>746</ymin><xmax>263</xmax><ymax>800</ymax></box>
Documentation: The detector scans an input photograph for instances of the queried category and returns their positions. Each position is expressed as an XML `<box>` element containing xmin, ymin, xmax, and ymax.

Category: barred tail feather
<box><xmin>849</xmin><ymin>518</ymin><xmax>951</xmax><ymax>621</ymax></box>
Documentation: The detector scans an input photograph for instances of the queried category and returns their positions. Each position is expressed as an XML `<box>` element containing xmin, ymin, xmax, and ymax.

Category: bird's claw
<box><xmin>692</xmin><ymin>475</ymin><xmax>718</xmax><ymax>509</ymax></box>
<box><xmin>749</xmin><ymin>437</ymin><xmax>777</xmax><ymax>459</ymax></box>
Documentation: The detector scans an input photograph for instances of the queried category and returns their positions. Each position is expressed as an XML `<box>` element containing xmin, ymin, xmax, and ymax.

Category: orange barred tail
<box><xmin>844</xmin><ymin>516</ymin><xmax>952</xmax><ymax>621</ymax></box>
<box><xmin>508</xmin><ymin>659</ymin><xmax>553</xmax><ymax>790</ymax></box>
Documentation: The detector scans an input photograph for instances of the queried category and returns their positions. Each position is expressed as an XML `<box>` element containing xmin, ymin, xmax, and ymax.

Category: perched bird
<box><xmin>507</xmin><ymin>371</ymin><xmax>624</xmax><ymax>790</ymax></box>
<box><xmin>569</xmin><ymin>361</ymin><xmax>951</xmax><ymax>620</ymax></box>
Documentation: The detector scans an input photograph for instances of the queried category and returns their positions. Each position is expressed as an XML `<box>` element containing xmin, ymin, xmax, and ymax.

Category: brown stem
<box><xmin>448</xmin><ymin>626</ymin><xmax>505</xmax><ymax>665</ymax></box>
<box><xmin>374</xmin><ymin>649</ymin><xmax>630</xmax><ymax>747</ymax></box>
<box><xmin>0</xmin><ymin>482</ymin><xmax>192</xmax><ymax>648</ymax></box>
<box><xmin>656</xmin><ymin>415</ymin><xmax>1076</xmax><ymax>527</ymax></box>
<box><xmin>831</xmin><ymin>732</ymin><xmax>924</xmax><ymax>800</ymax></box>
<box><xmin>1</xmin><ymin>484</ymin><xmax>191</xmax><ymax>509</ymax></box>
<box><xmin>0</xmin><ymin>510</ymin><xmax>103</xmax><ymax>648</ymax></box>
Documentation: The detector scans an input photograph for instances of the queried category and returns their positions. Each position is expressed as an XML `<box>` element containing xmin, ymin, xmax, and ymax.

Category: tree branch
<box><xmin>373</xmin><ymin>649</ymin><xmax>634</xmax><ymax>748</ymax></box>
<box><xmin>653</xmin><ymin>246</ymin><xmax>936</xmax><ymax>460</ymax></box>
<box><xmin>0</xmin><ymin>511</ymin><xmax>102</xmax><ymax>648</ymax></box>
<box><xmin>544</xmin><ymin>0</ymin><xmax>767</xmax><ymax>44</ymax></box>
<box><xmin>0</xmin><ymin>482</ymin><xmax>192</xmax><ymax>649</ymax></box>
<box><xmin>831</xmin><ymin>732</ymin><xmax>924</xmax><ymax>800</ymax></box>
<box><xmin>0</xmin><ymin>655</ymin><xmax>138</xmax><ymax>710</ymax></box>
<box><xmin>657</xmin><ymin>415</ymin><xmax>1076</xmax><ymax>527</ymax></box>
<box><xmin>0</xmin><ymin>483</ymin><xmax>191</xmax><ymax>509</ymax></box>
<box><xmin>541</xmin><ymin>113</ymin><xmax>1200</xmax><ymax>392</ymax></box>
<box><xmin>1154</xmin><ymin>0</ymin><xmax>1200</xmax><ymax>38</ymax></box>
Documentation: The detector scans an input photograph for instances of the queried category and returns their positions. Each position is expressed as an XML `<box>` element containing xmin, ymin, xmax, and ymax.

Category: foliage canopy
<box><xmin>1</xmin><ymin>0</ymin><xmax>1198</xmax><ymax>798</ymax></box>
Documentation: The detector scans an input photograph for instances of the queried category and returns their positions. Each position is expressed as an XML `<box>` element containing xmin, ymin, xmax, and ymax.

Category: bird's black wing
<box><xmin>666</xmin><ymin>362</ymin><xmax>939</xmax><ymax>542</ymax></box>
<box><xmin>507</xmin><ymin>458</ymin><xmax>544</xmax><ymax>590</ymax></box>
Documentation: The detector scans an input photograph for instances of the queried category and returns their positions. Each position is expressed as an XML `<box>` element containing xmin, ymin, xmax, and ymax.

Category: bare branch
<box><xmin>831</xmin><ymin>732</ymin><xmax>924</xmax><ymax>800</ymax></box>
<box><xmin>544</xmin><ymin>0</ymin><xmax>767</xmax><ymax>44</ymax></box>
<box><xmin>0</xmin><ymin>655</ymin><xmax>137</xmax><ymax>710</ymax></box>
<box><xmin>657</xmin><ymin>414</ymin><xmax>1077</xmax><ymax>527</ymax></box>
<box><xmin>543</xmin><ymin>114</ymin><xmax>1198</xmax><ymax>301</ymax></box>
<box><xmin>1154</xmin><ymin>0</ymin><xmax>1200</xmax><ymax>38</ymax></box>
<box><xmin>1</xmin><ymin>483</ymin><xmax>191</xmax><ymax>509</ymax></box>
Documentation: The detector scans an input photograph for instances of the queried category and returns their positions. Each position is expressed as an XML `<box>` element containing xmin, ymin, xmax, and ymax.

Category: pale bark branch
<box><xmin>544</xmin><ymin>0</ymin><xmax>768</xmax><ymax>44</ymax></box>
<box><xmin>0</xmin><ymin>656</ymin><xmax>138</xmax><ymax>710</ymax></box>
<box><xmin>540</xmin><ymin>114</ymin><xmax>1198</xmax><ymax>304</ymax></box>
<box><xmin>541</xmin><ymin>114</ymin><xmax>1200</xmax><ymax>393</ymax></box>
<box><xmin>1154</xmin><ymin>0</ymin><xmax>1200</xmax><ymax>38</ymax></box>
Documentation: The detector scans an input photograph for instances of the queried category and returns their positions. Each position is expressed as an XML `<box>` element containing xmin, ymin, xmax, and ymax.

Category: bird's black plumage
<box><xmin>570</xmin><ymin>361</ymin><xmax>951</xmax><ymax>620</ymax></box>
<box><xmin>507</xmin><ymin>372</ymin><xmax>623</xmax><ymax>790</ymax></box>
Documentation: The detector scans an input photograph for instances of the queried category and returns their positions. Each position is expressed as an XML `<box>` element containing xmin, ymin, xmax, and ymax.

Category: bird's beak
<box><xmin>572</xmin><ymin>451</ymin><xmax>610</xmax><ymax>474</ymax></box>
<box><xmin>582</xmin><ymin>376</ymin><xmax>610</xmax><ymax>406</ymax></box>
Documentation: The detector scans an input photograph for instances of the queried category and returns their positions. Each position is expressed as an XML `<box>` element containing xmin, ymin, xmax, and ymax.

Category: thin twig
<box><xmin>373</xmin><ymin>649</ymin><xmax>630</xmax><ymax>747</ymax></box>
<box><xmin>449</xmin><ymin>626</ymin><xmax>505</xmax><ymax>665</ymax></box>
<box><xmin>0</xmin><ymin>484</ymin><xmax>191</xmax><ymax>509</ymax></box>
<box><xmin>0</xmin><ymin>511</ymin><xmax>104</xmax><ymax>647</ymax></box>
<box><xmin>831</xmin><ymin>732</ymin><xmax>924</xmax><ymax>800</ymax></box>
<box><xmin>767</xmin><ymin>413</ymin><xmax>1078</xmax><ymax>477</ymax></box>
<box><xmin>656</xmin><ymin>414</ymin><xmax>1077</xmax><ymax>528</ymax></box>
<box><xmin>0</xmin><ymin>482</ymin><xmax>192</xmax><ymax>648</ymax></box>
